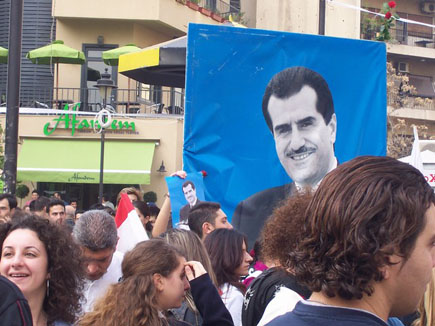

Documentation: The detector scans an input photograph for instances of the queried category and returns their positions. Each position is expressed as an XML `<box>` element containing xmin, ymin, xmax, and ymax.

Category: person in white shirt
<box><xmin>73</xmin><ymin>210</ymin><xmax>123</xmax><ymax>313</ymax></box>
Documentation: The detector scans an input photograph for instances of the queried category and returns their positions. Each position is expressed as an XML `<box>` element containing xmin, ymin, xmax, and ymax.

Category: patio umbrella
<box><xmin>0</xmin><ymin>46</ymin><xmax>8</xmax><ymax>64</ymax></box>
<box><xmin>102</xmin><ymin>44</ymin><xmax>141</xmax><ymax>110</ymax></box>
<box><xmin>102</xmin><ymin>44</ymin><xmax>141</xmax><ymax>66</ymax></box>
<box><xmin>26</xmin><ymin>40</ymin><xmax>85</xmax><ymax>106</ymax></box>
<box><xmin>118</xmin><ymin>36</ymin><xmax>186</xmax><ymax>88</ymax></box>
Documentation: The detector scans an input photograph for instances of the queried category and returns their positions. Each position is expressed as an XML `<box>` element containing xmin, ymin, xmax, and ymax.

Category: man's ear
<box><xmin>202</xmin><ymin>222</ymin><xmax>215</xmax><ymax>236</ymax></box>
<box><xmin>379</xmin><ymin>255</ymin><xmax>402</xmax><ymax>280</ymax></box>
<box><xmin>328</xmin><ymin>113</ymin><xmax>337</xmax><ymax>144</ymax></box>
<box><xmin>153</xmin><ymin>273</ymin><xmax>164</xmax><ymax>291</ymax></box>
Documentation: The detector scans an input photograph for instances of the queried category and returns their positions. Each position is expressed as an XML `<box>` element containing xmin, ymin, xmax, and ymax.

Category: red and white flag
<box><xmin>115</xmin><ymin>193</ymin><xmax>149</xmax><ymax>253</ymax></box>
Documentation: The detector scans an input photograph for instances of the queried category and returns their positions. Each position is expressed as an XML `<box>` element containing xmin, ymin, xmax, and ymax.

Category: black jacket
<box><xmin>0</xmin><ymin>276</ymin><xmax>33</xmax><ymax>326</ymax></box>
<box><xmin>232</xmin><ymin>183</ymin><xmax>296</xmax><ymax>249</ymax></box>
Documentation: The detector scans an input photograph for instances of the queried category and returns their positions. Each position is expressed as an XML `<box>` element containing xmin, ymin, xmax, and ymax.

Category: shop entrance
<box><xmin>37</xmin><ymin>182</ymin><xmax>140</xmax><ymax>210</ymax></box>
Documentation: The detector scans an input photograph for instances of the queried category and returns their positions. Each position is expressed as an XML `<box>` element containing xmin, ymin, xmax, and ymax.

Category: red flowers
<box><xmin>385</xmin><ymin>11</ymin><xmax>392</xmax><ymax>19</ymax></box>
<box><xmin>388</xmin><ymin>1</ymin><xmax>396</xmax><ymax>8</ymax></box>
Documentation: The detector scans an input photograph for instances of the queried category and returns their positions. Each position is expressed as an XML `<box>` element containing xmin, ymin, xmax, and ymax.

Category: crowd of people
<box><xmin>1</xmin><ymin>156</ymin><xmax>435</xmax><ymax>326</ymax></box>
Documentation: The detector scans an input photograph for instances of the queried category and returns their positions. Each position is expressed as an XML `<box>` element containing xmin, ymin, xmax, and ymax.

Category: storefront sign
<box><xmin>43</xmin><ymin>104</ymin><xmax>135</xmax><ymax>136</ymax></box>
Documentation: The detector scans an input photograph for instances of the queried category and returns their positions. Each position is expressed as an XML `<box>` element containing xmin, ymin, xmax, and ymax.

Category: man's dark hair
<box><xmin>262</xmin><ymin>66</ymin><xmax>335</xmax><ymax>132</ymax></box>
<box><xmin>70</xmin><ymin>198</ymin><xmax>78</xmax><ymax>204</ymax></box>
<box><xmin>31</xmin><ymin>189</ymin><xmax>39</xmax><ymax>195</ymax></box>
<box><xmin>182</xmin><ymin>180</ymin><xmax>195</xmax><ymax>190</ymax></box>
<box><xmin>188</xmin><ymin>201</ymin><xmax>221</xmax><ymax>238</ymax></box>
<box><xmin>0</xmin><ymin>194</ymin><xmax>17</xmax><ymax>210</ymax></box>
<box><xmin>289</xmin><ymin>156</ymin><xmax>435</xmax><ymax>300</ymax></box>
<box><xmin>46</xmin><ymin>198</ymin><xmax>65</xmax><ymax>213</ymax></box>
<box><xmin>133</xmin><ymin>200</ymin><xmax>150</xmax><ymax>218</ymax></box>
<box><xmin>34</xmin><ymin>196</ymin><xmax>50</xmax><ymax>212</ymax></box>
<box><xmin>102</xmin><ymin>193</ymin><xmax>111</xmax><ymax>202</ymax></box>
<box><xmin>148</xmin><ymin>204</ymin><xmax>160</xmax><ymax>217</ymax></box>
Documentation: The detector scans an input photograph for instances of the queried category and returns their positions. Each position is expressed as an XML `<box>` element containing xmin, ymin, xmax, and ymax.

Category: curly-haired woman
<box><xmin>0</xmin><ymin>214</ymin><xmax>84</xmax><ymax>326</ymax></box>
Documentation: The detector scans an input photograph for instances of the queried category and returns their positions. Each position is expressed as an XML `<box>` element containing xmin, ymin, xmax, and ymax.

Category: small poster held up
<box><xmin>165</xmin><ymin>171</ymin><xmax>206</xmax><ymax>229</ymax></box>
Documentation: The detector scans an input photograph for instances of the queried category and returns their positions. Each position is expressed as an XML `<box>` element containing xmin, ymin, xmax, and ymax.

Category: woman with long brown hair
<box><xmin>161</xmin><ymin>229</ymin><xmax>218</xmax><ymax>325</ymax></box>
<box><xmin>204</xmin><ymin>229</ymin><xmax>253</xmax><ymax>326</ymax></box>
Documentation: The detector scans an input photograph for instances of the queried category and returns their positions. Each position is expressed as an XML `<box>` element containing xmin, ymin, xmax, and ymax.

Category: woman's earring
<box><xmin>46</xmin><ymin>279</ymin><xmax>50</xmax><ymax>298</ymax></box>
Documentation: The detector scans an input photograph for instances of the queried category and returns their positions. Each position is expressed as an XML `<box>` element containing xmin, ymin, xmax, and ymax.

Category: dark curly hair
<box><xmin>289</xmin><ymin>156</ymin><xmax>435</xmax><ymax>300</ymax></box>
<box><xmin>261</xmin><ymin>192</ymin><xmax>312</xmax><ymax>266</ymax></box>
<box><xmin>204</xmin><ymin>228</ymin><xmax>247</xmax><ymax>294</ymax></box>
<box><xmin>0</xmin><ymin>214</ymin><xmax>84</xmax><ymax>324</ymax></box>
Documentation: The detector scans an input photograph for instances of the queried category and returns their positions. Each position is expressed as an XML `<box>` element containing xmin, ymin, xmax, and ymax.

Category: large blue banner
<box><xmin>183</xmin><ymin>24</ymin><xmax>386</xmax><ymax>247</ymax></box>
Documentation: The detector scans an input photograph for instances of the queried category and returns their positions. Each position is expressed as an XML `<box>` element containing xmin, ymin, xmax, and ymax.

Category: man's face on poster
<box><xmin>268</xmin><ymin>85</ymin><xmax>336</xmax><ymax>186</ymax></box>
<box><xmin>183</xmin><ymin>184</ymin><xmax>197</xmax><ymax>205</ymax></box>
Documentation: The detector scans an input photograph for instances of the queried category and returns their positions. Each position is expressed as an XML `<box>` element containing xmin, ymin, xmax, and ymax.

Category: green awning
<box><xmin>17</xmin><ymin>138</ymin><xmax>155</xmax><ymax>184</ymax></box>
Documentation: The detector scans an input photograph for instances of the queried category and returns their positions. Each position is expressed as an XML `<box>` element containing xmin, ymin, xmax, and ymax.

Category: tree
<box><xmin>387</xmin><ymin>62</ymin><xmax>432</xmax><ymax>158</ymax></box>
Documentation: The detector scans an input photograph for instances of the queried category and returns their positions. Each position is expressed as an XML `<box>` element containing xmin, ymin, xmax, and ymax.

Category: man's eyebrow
<box><xmin>274</xmin><ymin>123</ymin><xmax>291</xmax><ymax>132</ymax></box>
<box><xmin>297</xmin><ymin>116</ymin><xmax>316</xmax><ymax>125</ymax></box>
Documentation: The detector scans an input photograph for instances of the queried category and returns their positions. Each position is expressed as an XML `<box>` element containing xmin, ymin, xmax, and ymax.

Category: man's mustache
<box><xmin>286</xmin><ymin>146</ymin><xmax>316</xmax><ymax>157</ymax></box>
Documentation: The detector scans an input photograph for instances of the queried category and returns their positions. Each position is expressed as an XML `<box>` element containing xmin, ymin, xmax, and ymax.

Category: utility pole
<box><xmin>319</xmin><ymin>0</ymin><xmax>326</xmax><ymax>35</ymax></box>
<box><xmin>3</xmin><ymin>0</ymin><xmax>24</xmax><ymax>194</ymax></box>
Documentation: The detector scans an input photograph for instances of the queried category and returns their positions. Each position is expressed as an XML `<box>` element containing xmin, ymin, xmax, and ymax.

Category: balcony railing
<box><xmin>195</xmin><ymin>0</ymin><xmax>240</xmax><ymax>17</ymax></box>
<box><xmin>361</xmin><ymin>9</ymin><xmax>435</xmax><ymax>49</ymax></box>
<box><xmin>0</xmin><ymin>86</ymin><xmax>185</xmax><ymax>115</ymax></box>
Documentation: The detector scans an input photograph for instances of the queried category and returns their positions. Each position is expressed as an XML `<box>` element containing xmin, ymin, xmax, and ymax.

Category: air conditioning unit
<box><xmin>420</xmin><ymin>1</ymin><xmax>435</xmax><ymax>14</ymax></box>
<box><xmin>398</xmin><ymin>62</ymin><xmax>409</xmax><ymax>73</ymax></box>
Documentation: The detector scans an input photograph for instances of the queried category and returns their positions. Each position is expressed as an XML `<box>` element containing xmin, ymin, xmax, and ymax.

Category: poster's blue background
<box><xmin>183</xmin><ymin>24</ymin><xmax>387</xmax><ymax>221</ymax></box>
<box><xmin>165</xmin><ymin>171</ymin><xmax>205</xmax><ymax>225</ymax></box>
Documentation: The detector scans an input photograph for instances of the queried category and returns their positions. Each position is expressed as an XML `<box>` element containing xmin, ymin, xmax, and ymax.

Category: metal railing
<box><xmin>360</xmin><ymin>10</ymin><xmax>435</xmax><ymax>49</ymax></box>
<box><xmin>0</xmin><ymin>87</ymin><xmax>185</xmax><ymax>115</ymax></box>
<box><xmin>388</xmin><ymin>93</ymin><xmax>435</xmax><ymax>111</ymax></box>
<box><xmin>192</xmin><ymin>0</ymin><xmax>241</xmax><ymax>20</ymax></box>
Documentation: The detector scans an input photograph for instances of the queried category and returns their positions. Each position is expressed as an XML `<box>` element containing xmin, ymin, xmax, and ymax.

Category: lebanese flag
<box><xmin>115</xmin><ymin>193</ymin><xmax>149</xmax><ymax>253</ymax></box>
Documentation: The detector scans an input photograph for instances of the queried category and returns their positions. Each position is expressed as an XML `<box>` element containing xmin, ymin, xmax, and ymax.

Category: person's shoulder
<box><xmin>102</xmin><ymin>251</ymin><xmax>124</xmax><ymax>282</ymax></box>
<box><xmin>238</xmin><ymin>183</ymin><xmax>294</xmax><ymax>208</ymax></box>
<box><xmin>0</xmin><ymin>276</ymin><xmax>24</xmax><ymax>299</ymax></box>
<box><xmin>221</xmin><ymin>283</ymin><xmax>243</xmax><ymax>299</ymax></box>
<box><xmin>112</xmin><ymin>250</ymin><xmax>124</xmax><ymax>262</ymax></box>
<box><xmin>264</xmin><ymin>311</ymin><xmax>297</xmax><ymax>326</ymax></box>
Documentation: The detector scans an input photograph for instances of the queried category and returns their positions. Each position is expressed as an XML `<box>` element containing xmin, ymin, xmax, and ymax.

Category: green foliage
<box><xmin>143</xmin><ymin>191</ymin><xmax>157</xmax><ymax>203</ymax></box>
<box><xmin>15</xmin><ymin>184</ymin><xmax>30</xmax><ymax>199</ymax></box>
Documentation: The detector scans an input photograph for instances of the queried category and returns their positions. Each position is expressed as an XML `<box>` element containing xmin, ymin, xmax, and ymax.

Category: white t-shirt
<box><xmin>81</xmin><ymin>250</ymin><xmax>124</xmax><ymax>313</ymax></box>
<box><xmin>220</xmin><ymin>283</ymin><xmax>244</xmax><ymax>326</ymax></box>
